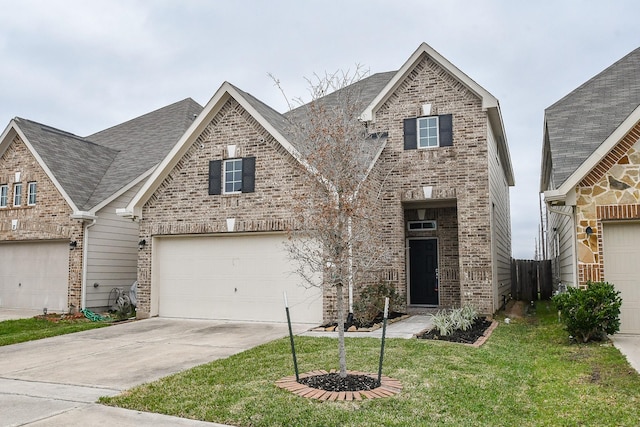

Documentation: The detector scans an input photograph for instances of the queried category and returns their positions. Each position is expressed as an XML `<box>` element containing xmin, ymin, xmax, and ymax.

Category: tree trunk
<box><xmin>336</xmin><ymin>282</ymin><xmax>347</xmax><ymax>377</ymax></box>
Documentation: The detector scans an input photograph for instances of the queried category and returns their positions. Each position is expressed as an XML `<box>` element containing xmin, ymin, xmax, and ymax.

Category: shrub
<box><xmin>552</xmin><ymin>281</ymin><xmax>622</xmax><ymax>343</ymax></box>
<box><xmin>431</xmin><ymin>305</ymin><xmax>479</xmax><ymax>336</ymax></box>
<box><xmin>353</xmin><ymin>281</ymin><xmax>404</xmax><ymax>326</ymax></box>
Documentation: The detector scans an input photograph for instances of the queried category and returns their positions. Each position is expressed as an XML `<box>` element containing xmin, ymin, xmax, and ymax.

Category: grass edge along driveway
<box><xmin>0</xmin><ymin>317</ymin><xmax>109</xmax><ymax>346</ymax></box>
<box><xmin>101</xmin><ymin>303</ymin><xmax>640</xmax><ymax>427</ymax></box>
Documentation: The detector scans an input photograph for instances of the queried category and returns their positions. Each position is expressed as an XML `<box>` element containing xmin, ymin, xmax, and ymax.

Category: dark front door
<box><xmin>409</xmin><ymin>239</ymin><xmax>438</xmax><ymax>305</ymax></box>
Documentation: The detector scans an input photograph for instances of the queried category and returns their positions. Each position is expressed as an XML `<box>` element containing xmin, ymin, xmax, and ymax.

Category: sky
<box><xmin>1</xmin><ymin>0</ymin><xmax>639</xmax><ymax>259</ymax></box>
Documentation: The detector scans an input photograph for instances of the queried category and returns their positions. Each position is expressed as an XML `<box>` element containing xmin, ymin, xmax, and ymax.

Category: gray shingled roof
<box><xmin>545</xmin><ymin>47</ymin><xmax>640</xmax><ymax>187</ymax></box>
<box><xmin>15</xmin><ymin>98</ymin><xmax>202</xmax><ymax>211</ymax></box>
<box><xmin>233</xmin><ymin>72</ymin><xmax>395</xmax><ymax>159</ymax></box>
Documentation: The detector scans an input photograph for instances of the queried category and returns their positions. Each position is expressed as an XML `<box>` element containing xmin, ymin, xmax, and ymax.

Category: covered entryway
<box><xmin>153</xmin><ymin>233</ymin><xmax>322</xmax><ymax>323</ymax></box>
<box><xmin>603</xmin><ymin>222</ymin><xmax>640</xmax><ymax>334</ymax></box>
<box><xmin>408</xmin><ymin>238</ymin><xmax>439</xmax><ymax>305</ymax></box>
<box><xmin>0</xmin><ymin>241</ymin><xmax>69</xmax><ymax>312</ymax></box>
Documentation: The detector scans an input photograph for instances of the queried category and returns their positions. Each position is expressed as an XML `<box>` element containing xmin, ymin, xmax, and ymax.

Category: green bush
<box><xmin>353</xmin><ymin>280</ymin><xmax>404</xmax><ymax>325</ymax></box>
<box><xmin>431</xmin><ymin>305</ymin><xmax>479</xmax><ymax>336</ymax></box>
<box><xmin>552</xmin><ymin>281</ymin><xmax>622</xmax><ymax>343</ymax></box>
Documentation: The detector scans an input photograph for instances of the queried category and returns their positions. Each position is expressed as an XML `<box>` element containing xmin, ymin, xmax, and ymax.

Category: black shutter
<box><xmin>439</xmin><ymin>114</ymin><xmax>453</xmax><ymax>147</ymax></box>
<box><xmin>403</xmin><ymin>118</ymin><xmax>417</xmax><ymax>150</ymax></box>
<box><xmin>208</xmin><ymin>160</ymin><xmax>222</xmax><ymax>195</ymax></box>
<box><xmin>241</xmin><ymin>157</ymin><xmax>256</xmax><ymax>193</ymax></box>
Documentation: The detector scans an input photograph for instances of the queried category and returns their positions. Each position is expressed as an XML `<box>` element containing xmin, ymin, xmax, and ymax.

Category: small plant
<box><xmin>552</xmin><ymin>281</ymin><xmax>622</xmax><ymax>343</ymax></box>
<box><xmin>431</xmin><ymin>305</ymin><xmax>478</xmax><ymax>336</ymax></box>
<box><xmin>353</xmin><ymin>280</ymin><xmax>404</xmax><ymax>326</ymax></box>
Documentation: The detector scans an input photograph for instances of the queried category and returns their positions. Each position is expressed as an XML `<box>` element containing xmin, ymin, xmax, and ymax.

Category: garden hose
<box><xmin>81</xmin><ymin>308</ymin><xmax>108</xmax><ymax>322</ymax></box>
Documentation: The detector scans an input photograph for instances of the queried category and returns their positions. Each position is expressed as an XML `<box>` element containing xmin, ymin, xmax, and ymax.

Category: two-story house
<box><xmin>119</xmin><ymin>43</ymin><xmax>515</xmax><ymax>324</ymax></box>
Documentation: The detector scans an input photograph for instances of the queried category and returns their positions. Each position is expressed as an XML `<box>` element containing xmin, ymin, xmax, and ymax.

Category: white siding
<box><xmin>487</xmin><ymin>121</ymin><xmax>512</xmax><ymax>310</ymax></box>
<box><xmin>546</xmin><ymin>205</ymin><xmax>575</xmax><ymax>287</ymax></box>
<box><xmin>85</xmin><ymin>183</ymin><xmax>142</xmax><ymax>309</ymax></box>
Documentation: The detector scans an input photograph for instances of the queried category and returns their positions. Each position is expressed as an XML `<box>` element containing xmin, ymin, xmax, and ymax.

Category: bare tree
<box><xmin>274</xmin><ymin>68</ymin><xmax>389</xmax><ymax>378</ymax></box>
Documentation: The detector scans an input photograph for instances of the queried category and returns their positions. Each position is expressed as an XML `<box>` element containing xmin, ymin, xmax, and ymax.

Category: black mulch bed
<box><xmin>299</xmin><ymin>373</ymin><xmax>380</xmax><ymax>392</ymax></box>
<box><xmin>417</xmin><ymin>317</ymin><xmax>492</xmax><ymax>344</ymax></box>
<box><xmin>320</xmin><ymin>311</ymin><xmax>406</xmax><ymax>330</ymax></box>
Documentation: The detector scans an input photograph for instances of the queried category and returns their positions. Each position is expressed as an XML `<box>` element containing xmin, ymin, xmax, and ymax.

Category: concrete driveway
<box><xmin>0</xmin><ymin>317</ymin><xmax>309</xmax><ymax>426</ymax></box>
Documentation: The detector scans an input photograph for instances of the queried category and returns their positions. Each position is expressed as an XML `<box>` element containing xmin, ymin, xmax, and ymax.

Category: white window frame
<box><xmin>223</xmin><ymin>159</ymin><xmax>243</xmax><ymax>194</ymax></box>
<box><xmin>27</xmin><ymin>182</ymin><xmax>37</xmax><ymax>205</ymax></box>
<box><xmin>0</xmin><ymin>184</ymin><xmax>8</xmax><ymax>208</ymax></box>
<box><xmin>13</xmin><ymin>182</ymin><xmax>22</xmax><ymax>207</ymax></box>
<box><xmin>417</xmin><ymin>116</ymin><xmax>439</xmax><ymax>148</ymax></box>
<box><xmin>407</xmin><ymin>220</ymin><xmax>437</xmax><ymax>231</ymax></box>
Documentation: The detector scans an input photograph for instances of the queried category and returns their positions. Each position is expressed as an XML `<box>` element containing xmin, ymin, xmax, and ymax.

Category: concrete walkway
<box><xmin>611</xmin><ymin>334</ymin><xmax>640</xmax><ymax>374</ymax></box>
<box><xmin>0</xmin><ymin>316</ymin><xmax>310</xmax><ymax>426</ymax></box>
<box><xmin>300</xmin><ymin>315</ymin><xmax>433</xmax><ymax>339</ymax></box>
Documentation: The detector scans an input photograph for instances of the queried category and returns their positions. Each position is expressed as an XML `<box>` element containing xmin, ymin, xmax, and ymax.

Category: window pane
<box><xmin>417</xmin><ymin>117</ymin><xmax>439</xmax><ymax>148</ymax></box>
<box><xmin>223</xmin><ymin>159</ymin><xmax>243</xmax><ymax>193</ymax></box>
<box><xmin>14</xmin><ymin>183</ymin><xmax>22</xmax><ymax>206</ymax></box>
<box><xmin>28</xmin><ymin>182</ymin><xmax>37</xmax><ymax>205</ymax></box>
<box><xmin>0</xmin><ymin>185</ymin><xmax>7</xmax><ymax>207</ymax></box>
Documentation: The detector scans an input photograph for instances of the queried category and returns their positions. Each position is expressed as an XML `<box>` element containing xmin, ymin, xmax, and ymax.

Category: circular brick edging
<box><xmin>276</xmin><ymin>370</ymin><xmax>402</xmax><ymax>401</ymax></box>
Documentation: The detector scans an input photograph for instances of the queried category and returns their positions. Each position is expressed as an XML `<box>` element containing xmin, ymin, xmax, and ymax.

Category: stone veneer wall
<box><xmin>369</xmin><ymin>54</ymin><xmax>495</xmax><ymax>314</ymax></box>
<box><xmin>575</xmin><ymin>123</ymin><xmax>640</xmax><ymax>285</ymax></box>
<box><xmin>0</xmin><ymin>135</ymin><xmax>84</xmax><ymax>311</ymax></box>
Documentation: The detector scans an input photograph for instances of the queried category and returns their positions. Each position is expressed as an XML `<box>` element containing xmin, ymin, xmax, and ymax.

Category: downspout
<box><xmin>81</xmin><ymin>218</ymin><xmax>97</xmax><ymax>310</ymax></box>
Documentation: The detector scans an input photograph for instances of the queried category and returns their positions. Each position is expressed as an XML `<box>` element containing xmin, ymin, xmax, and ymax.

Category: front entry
<box><xmin>409</xmin><ymin>239</ymin><xmax>439</xmax><ymax>305</ymax></box>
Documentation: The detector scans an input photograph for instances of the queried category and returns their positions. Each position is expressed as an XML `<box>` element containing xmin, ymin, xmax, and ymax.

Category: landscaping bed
<box><xmin>417</xmin><ymin>317</ymin><xmax>494</xmax><ymax>344</ymax></box>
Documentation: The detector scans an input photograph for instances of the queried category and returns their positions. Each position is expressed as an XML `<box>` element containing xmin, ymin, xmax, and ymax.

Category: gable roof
<box><xmin>542</xmin><ymin>47</ymin><xmax>640</xmax><ymax>196</ymax></box>
<box><xmin>123</xmin><ymin>43</ymin><xmax>513</xmax><ymax>218</ymax></box>
<box><xmin>0</xmin><ymin>98</ymin><xmax>203</xmax><ymax>212</ymax></box>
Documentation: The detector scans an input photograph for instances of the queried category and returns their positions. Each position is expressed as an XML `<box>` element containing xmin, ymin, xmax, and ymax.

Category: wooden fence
<box><xmin>511</xmin><ymin>259</ymin><xmax>553</xmax><ymax>302</ymax></box>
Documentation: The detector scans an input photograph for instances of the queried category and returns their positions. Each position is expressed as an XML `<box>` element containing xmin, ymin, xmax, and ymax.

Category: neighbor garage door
<box><xmin>154</xmin><ymin>234</ymin><xmax>322</xmax><ymax>323</ymax></box>
<box><xmin>0</xmin><ymin>241</ymin><xmax>69</xmax><ymax>312</ymax></box>
<box><xmin>603</xmin><ymin>222</ymin><xmax>640</xmax><ymax>334</ymax></box>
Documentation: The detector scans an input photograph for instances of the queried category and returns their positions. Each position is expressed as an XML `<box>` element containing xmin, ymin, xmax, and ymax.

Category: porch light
<box><xmin>138</xmin><ymin>239</ymin><xmax>146</xmax><ymax>250</ymax></box>
<box><xmin>585</xmin><ymin>226</ymin><xmax>593</xmax><ymax>236</ymax></box>
<box><xmin>69</xmin><ymin>240</ymin><xmax>77</xmax><ymax>250</ymax></box>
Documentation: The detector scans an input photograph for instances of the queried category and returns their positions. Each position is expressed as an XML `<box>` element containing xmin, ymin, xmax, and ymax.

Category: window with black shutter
<box><xmin>208</xmin><ymin>157</ymin><xmax>256</xmax><ymax>195</ymax></box>
<box><xmin>403</xmin><ymin>114</ymin><xmax>453</xmax><ymax>149</ymax></box>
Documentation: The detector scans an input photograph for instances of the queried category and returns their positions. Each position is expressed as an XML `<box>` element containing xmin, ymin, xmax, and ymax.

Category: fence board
<box><xmin>511</xmin><ymin>259</ymin><xmax>552</xmax><ymax>302</ymax></box>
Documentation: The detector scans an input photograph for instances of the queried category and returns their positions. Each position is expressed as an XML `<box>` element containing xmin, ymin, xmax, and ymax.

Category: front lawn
<box><xmin>0</xmin><ymin>316</ymin><xmax>110</xmax><ymax>346</ymax></box>
<box><xmin>101</xmin><ymin>303</ymin><xmax>640</xmax><ymax>426</ymax></box>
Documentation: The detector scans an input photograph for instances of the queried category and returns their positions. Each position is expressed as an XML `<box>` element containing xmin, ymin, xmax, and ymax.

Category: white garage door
<box><xmin>0</xmin><ymin>241</ymin><xmax>69</xmax><ymax>312</ymax></box>
<box><xmin>154</xmin><ymin>234</ymin><xmax>322</xmax><ymax>323</ymax></box>
<box><xmin>603</xmin><ymin>222</ymin><xmax>640</xmax><ymax>334</ymax></box>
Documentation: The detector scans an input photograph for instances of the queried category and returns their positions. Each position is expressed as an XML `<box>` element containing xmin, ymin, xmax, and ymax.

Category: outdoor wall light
<box><xmin>585</xmin><ymin>226</ymin><xmax>593</xmax><ymax>236</ymax></box>
<box><xmin>138</xmin><ymin>239</ymin><xmax>146</xmax><ymax>250</ymax></box>
<box><xmin>69</xmin><ymin>240</ymin><xmax>77</xmax><ymax>249</ymax></box>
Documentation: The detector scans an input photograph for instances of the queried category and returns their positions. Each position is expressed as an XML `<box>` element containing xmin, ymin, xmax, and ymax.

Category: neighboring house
<box><xmin>0</xmin><ymin>99</ymin><xmax>203</xmax><ymax>313</ymax></box>
<box><xmin>120</xmin><ymin>42</ymin><xmax>515</xmax><ymax>324</ymax></box>
<box><xmin>541</xmin><ymin>47</ymin><xmax>640</xmax><ymax>334</ymax></box>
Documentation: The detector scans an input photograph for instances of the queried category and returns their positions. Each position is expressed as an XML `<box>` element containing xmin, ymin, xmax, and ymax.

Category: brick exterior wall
<box><xmin>369</xmin><ymin>54</ymin><xmax>494</xmax><ymax>314</ymax></box>
<box><xmin>574</xmin><ymin>122</ymin><xmax>640</xmax><ymax>287</ymax></box>
<box><xmin>137</xmin><ymin>54</ymin><xmax>502</xmax><ymax>318</ymax></box>
<box><xmin>0</xmin><ymin>135</ymin><xmax>84</xmax><ymax>311</ymax></box>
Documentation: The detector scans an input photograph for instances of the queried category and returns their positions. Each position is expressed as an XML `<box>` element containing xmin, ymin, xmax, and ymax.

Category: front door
<box><xmin>409</xmin><ymin>239</ymin><xmax>439</xmax><ymax>305</ymax></box>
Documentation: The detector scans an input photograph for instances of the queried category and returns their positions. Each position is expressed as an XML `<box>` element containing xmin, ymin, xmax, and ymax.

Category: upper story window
<box><xmin>403</xmin><ymin>114</ymin><xmax>453</xmax><ymax>150</ymax></box>
<box><xmin>13</xmin><ymin>183</ymin><xmax>22</xmax><ymax>207</ymax></box>
<box><xmin>27</xmin><ymin>182</ymin><xmax>37</xmax><ymax>205</ymax></box>
<box><xmin>208</xmin><ymin>157</ymin><xmax>256</xmax><ymax>196</ymax></box>
<box><xmin>418</xmin><ymin>116</ymin><xmax>439</xmax><ymax>148</ymax></box>
<box><xmin>0</xmin><ymin>185</ymin><xmax>7</xmax><ymax>208</ymax></box>
<box><xmin>224</xmin><ymin>159</ymin><xmax>243</xmax><ymax>194</ymax></box>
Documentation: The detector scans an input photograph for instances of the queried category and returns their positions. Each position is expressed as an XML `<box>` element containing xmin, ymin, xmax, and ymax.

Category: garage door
<box><xmin>154</xmin><ymin>234</ymin><xmax>323</xmax><ymax>323</ymax></box>
<box><xmin>603</xmin><ymin>222</ymin><xmax>640</xmax><ymax>334</ymax></box>
<box><xmin>0</xmin><ymin>241</ymin><xmax>69</xmax><ymax>312</ymax></box>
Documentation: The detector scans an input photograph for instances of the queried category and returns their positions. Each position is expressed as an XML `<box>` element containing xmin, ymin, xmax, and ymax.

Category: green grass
<box><xmin>101</xmin><ymin>303</ymin><xmax>640</xmax><ymax>426</ymax></box>
<box><xmin>0</xmin><ymin>317</ymin><xmax>110</xmax><ymax>346</ymax></box>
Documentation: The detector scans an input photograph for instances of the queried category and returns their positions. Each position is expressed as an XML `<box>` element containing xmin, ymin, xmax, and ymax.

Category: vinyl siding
<box><xmin>487</xmin><ymin>120</ymin><xmax>512</xmax><ymax>309</ymax></box>
<box><xmin>547</xmin><ymin>205</ymin><xmax>575</xmax><ymax>287</ymax></box>
<box><xmin>85</xmin><ymin>182</ymin><xmax>142</xmax><ymax>309</ymax></box>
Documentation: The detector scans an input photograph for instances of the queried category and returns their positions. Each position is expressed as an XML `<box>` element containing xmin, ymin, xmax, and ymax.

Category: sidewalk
<box><xmin>299</xmin><ymin>315</ymin><xmax>433</xmax><ymax>339</ymax></box>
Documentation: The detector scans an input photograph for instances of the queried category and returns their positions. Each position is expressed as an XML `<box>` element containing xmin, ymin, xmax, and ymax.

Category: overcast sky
<box><xmin>1</xmin><ymin>0</ymin><xmax>639</xmax><ymax>258</ymax></box>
